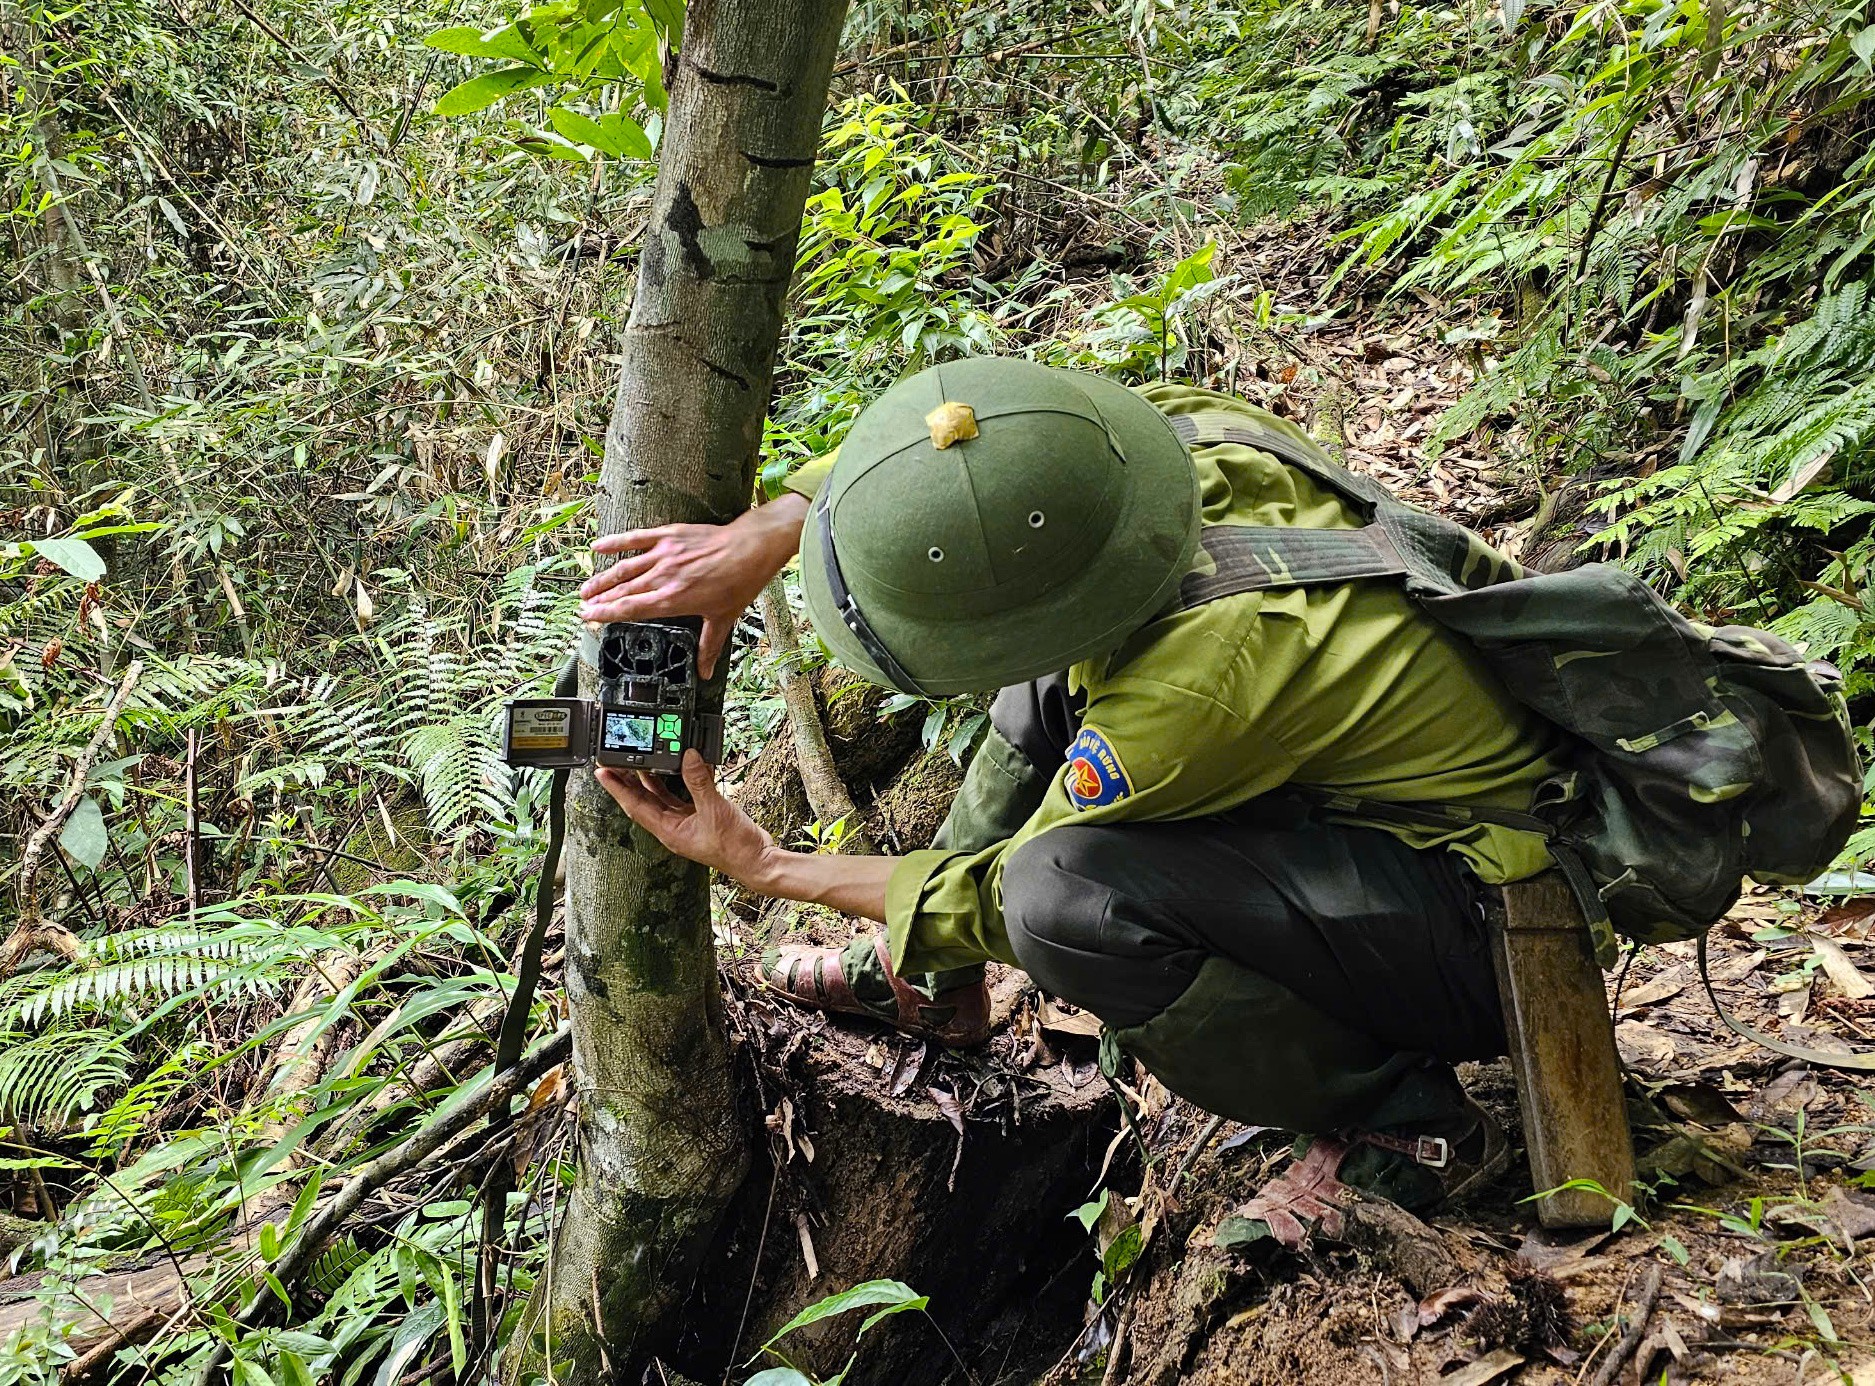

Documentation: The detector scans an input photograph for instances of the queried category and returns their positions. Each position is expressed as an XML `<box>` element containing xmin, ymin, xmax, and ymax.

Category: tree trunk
<box><xmin>513</xmin><ymin>2</ymin><xmax>852</xmax><ymax>1379</ymax></box>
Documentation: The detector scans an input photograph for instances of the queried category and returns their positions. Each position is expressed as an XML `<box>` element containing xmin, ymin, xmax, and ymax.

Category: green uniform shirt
<box><xmin>786</xmin><ymin>383</ymin><xmax>1565</xmax><ymax>976</ymax></box>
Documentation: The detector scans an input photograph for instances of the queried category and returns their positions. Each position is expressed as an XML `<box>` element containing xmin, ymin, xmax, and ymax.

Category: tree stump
<box><xmin>671</xmin><ymin>980</ymin><xmax>1116</xmax><ymax>1386</ymax></box>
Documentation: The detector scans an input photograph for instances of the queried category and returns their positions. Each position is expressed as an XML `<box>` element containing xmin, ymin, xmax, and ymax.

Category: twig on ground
<box><xmin>1586</xmin><ymin>1262</ymin><xmax>1664</xmax><ymax>1386</ymax></box>
<box><xmin>1170</xmin><ymin>1114</ymin><xmax>1225</xmax><ymax>1194</ymax></box>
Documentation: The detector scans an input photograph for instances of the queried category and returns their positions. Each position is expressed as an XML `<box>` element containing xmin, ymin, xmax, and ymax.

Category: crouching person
<box><xmin>578</xmin><ymin>357</ymin><xmax>1562</xmax><ymax>1243</ymax></box>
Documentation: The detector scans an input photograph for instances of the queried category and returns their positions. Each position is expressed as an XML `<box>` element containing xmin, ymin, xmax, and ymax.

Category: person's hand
<box><xmin>596</xmin><ymin>751</ymin><xmax>784</xmax><ymax>889</ymax></box>
<box><xmin>579</xmin><ymin>494</ymin><xmax>808</xmax><ymax>678</ymax></box>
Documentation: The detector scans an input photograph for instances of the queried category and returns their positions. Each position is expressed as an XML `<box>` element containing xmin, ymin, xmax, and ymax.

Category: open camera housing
<box><xmin>501</xmin><ymin>621</ymin><xmax>722</xmax><ymax>772</ymax></box>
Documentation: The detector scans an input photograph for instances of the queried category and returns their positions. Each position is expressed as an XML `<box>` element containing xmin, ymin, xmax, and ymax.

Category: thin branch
<box><xmin>194</xmin><ymin>1030</ymin><xmax>572</xmax><ymax>1386</ymax></box>
<box><xmin>221</xmin><ymin>0</ymin><xmax>380</xmax><ymax>143</ymax></box>
<box><xmin>1586</xmin><ymin>1263</ymin><xmax>1665</xmax><ymax>1386</ymax></box>
<box><xmin>6</xmin><ymin>660</ymin><xmax>142</xmax><ymax>972</ymax></box>
<box><xmin>760</xmin><ymin>579</ymin><xmax>872</xmax><ymax>853</ymax></box>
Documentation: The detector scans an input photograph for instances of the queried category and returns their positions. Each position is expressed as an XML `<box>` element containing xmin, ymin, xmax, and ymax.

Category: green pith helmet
<box><xmin>800</xmin><ymin>358</ymin><xmax>1200</xmax><ymax>696</ymax></box>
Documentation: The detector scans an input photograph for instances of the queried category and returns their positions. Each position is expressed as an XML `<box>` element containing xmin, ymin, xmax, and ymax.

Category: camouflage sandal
<box><xmin>1217</xmin><ymin>1101</ymin><xmax>1510</xmax><ymax>1252</ymax></box>
<box><xmin>759</xmin><ymin>933</ymin><xmax>991</xmax><ymax>1048</ymax></box>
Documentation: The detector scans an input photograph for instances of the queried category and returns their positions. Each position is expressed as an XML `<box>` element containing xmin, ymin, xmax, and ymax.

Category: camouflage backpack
<box><xmin>1161</xmin><ymin>409</ymin><xmax>1863</xmax><ymax>977</ymax></box>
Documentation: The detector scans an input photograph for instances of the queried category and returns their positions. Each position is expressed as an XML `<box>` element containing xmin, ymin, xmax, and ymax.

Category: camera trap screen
<box><xmin>602</xmin><ymin>712</ymin><xmax>656</xmax><ymax>754</ymax></box>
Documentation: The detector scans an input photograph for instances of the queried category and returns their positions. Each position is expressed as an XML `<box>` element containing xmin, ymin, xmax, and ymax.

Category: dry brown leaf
<box><xmin>887</xmin><ymin>1040</ymin><xmax>927</xmax><ymax>1099</ymax></box>
<box><xmin>523</xmin><ymin>1065</ymin><xmax>565</xmax><ymax>1113</ymax></box>
<box><xmin>1657</xmin><ymin>1082</ymin><xmax>1745</xmax><ymax>1127</ymax></box>
<box><xmin>1616</xmin><ymin>1020</ymin><xmax>1677</xmax><ymax>1070</ymax></box>
<box><xmin>1813</xmin><ymin>937</ymin><xmax>1875</xmax><ymax>999</ymax></box>
<box><xmin>1621</xmin><ymin>965</ymin><xmax>1690</xmax><ymax>1011</ymax></box>
<box><xmin>1035</xmin><ymin>996</ymin><xmax>1103</xmax><ymax>1038</ymax></box>
<box><xmin>1820</xmin><ymin>1186</ymin><xmax>1875</xmax><ymax>1246</ymax></box>
<box><xmin>1439</xmin><ymin>1347</ymin><xmax>1525</xmax><ymax>1386</ymax></box>
<box><xmin>1818</xmin><ymin>899</ymin><xmax>1875</xmax><ymax>936</ymax></box>
<box><xmin>1417</xmin><ymin>1285</ymin><xmax>1490</xmax><ymax>1327</ymax></box>
<box><xmin>1516</xmin><ymin>1228</ymin><xmax>1613</xmax><ymax>1273</ymax></box>
<box><xmin>1754</xmin><ymin>1068</ymin><xmax>1818</xmax><ymax>1121</ymax></box>
<box><xmin>1778</xmin><ymin>980</ymin><xmax>1812</xmax><ymax>1023</ymax></box>
<box><xmin>795</xmin><ymin>1211</ymin><xmax>819</xmax><ymax>1280</ymax></box>
<box><xmin>1771</xmin><ymin>451</ymin><xmax>1833</xmax><ymax>503</ymax></box>
<box><xmin>927</xmin><ymin>1084</ymin><xmax>964</xmax><ymax>1135</ymax></box>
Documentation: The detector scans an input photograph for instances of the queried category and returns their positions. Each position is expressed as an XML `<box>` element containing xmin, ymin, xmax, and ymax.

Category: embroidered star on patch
<box><xmin>1064</xmin><ymin>726</ymin><xmax>1133</xmax><ymax>810</ymax></box>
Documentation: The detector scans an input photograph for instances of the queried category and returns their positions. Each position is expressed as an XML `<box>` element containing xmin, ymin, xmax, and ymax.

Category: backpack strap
<box><xmin>1696</xmin><ymin>934</ymin><xmax>1875</xmax><ymax>1071</ymax></box>
<box><xmin>1176</xmin><ymin>524</ymin><xmax>1409</xmax><ymax>609</ymax></box>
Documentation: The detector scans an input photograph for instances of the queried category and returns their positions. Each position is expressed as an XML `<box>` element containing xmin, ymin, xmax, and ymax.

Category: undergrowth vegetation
<box><xmin>5</xmin><ymin>0</ymin><xmax>1875</xmax><ymax>1379</ymax></box>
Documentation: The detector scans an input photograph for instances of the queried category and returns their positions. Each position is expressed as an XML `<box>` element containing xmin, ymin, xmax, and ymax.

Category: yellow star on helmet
<box><xmin>924</xmin><ymin>401</ymin><xmax>980</xmax><ymax>450</ymax></box>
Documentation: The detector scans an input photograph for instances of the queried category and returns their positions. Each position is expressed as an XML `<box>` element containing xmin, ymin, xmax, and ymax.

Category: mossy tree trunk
<box><xmin>514</xmin><ymin>2</ymin><xmax>851</xmax><ymax>1379</ymax></box>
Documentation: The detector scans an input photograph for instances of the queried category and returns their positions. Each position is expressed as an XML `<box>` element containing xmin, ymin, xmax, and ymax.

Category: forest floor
<box><xmin>730</xmin><ymin>221</ymin><xmax>1875</xmax><ymax>1386</ymax></box>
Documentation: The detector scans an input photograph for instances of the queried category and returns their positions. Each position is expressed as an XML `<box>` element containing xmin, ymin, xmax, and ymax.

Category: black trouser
<box><xmin>995</xmin><ymin>676</ymin><xmax>1507</xmax><ymax>1133</ymax></box>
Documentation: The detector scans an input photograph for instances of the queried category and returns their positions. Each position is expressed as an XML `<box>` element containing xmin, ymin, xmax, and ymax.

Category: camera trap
<box><xmin>501</xmin><ymin>621</ymin><xmax>723</xmax><ymax>773</ymax></box>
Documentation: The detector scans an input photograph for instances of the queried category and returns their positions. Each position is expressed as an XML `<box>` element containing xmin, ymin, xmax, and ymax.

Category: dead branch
<box><xmin>760</xmin><ymin>579</ymin><xmax>874</xmax><ymax>854</ymax></box>
<box><xmin>6</xmin><ymin>661</ymin><xmax>142</xmax><ymax>974</ymax></box>
<box><xmin>251</xmin><ymin>951</ymin><xmax>372</xmax><ymax>1150</ymax></box>
<box><xmin>1340</xmin><ymin>1198</ymin><xmax>1468</xmax><ymax>1298</ymax></box>
<box><xmin>1587</xmin><ymin>1263</ymin><xmax>1664</xmax><ymax>1386</ymax></box>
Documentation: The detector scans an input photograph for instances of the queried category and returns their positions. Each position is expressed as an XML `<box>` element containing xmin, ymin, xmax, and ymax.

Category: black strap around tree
<box><xmin>471</xmin><ymin>654</ymin><xmax>577</xmax><ymax>1354</ymax></box>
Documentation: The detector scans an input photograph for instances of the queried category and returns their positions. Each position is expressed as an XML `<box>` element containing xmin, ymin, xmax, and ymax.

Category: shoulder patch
<box><xmin>1064</xmin><ymin>726</ymin><xmax>1133</xmax><ymax>811</ymax></box>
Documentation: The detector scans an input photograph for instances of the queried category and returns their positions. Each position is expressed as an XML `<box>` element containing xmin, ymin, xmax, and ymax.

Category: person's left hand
<box><xmin>595</xmin><ymin>751</ymin><xmax>781</xmax><ymax>889</ymax></box>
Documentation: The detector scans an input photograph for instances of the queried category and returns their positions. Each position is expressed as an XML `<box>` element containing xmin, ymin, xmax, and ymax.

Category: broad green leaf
<box><xmin>1808</xmin><ymin>1296</ymin><xmax>1839</xmax><ymax>1342</ymax></box>
<box><xmin>856</xmin><ymin>1294</ymin><xmax>928</xmax><ymax>1338</ymax></box>
<box><xmin>426</xmin><ymin>24</ymin><xmax>540</xmax><ymax>65</ymax></box>
<box><xmin>1853</xmin><ymin>25</ymin><xmax>1875</xmax><ymax>68</ymax></box>
<box><xmin>30</xmin><ymin>537</ymin><xmax>107</xmax><ymax>581</ymax></box>
<box><xmin>1102</xmin><ymin>1224</ymin><xmax>1144</xmax><ymax>1283</ymax></box>
<box><xmin>0</xmin><ymin>1155</ymin><xmax>78</xmax><ymax>1171</ymax></box>
<box><xmin>278</xmin><ymin>1353</ymin><xmax>315</xmax><ymax>1386</ymax></box>
<box><xmin>761</xmin><ymin>1280</ymin><xmax>925</xmax><ymax>1351</ymax></box>
<box><xmin>440</xmin><ymin>1263</ymin><xmax>466</xmax><ymax>1376</ymax></box>
<box><xmin>1071</xmin><ymin>1190</ymin><xmax>1110</xmax><ymax>1233</ymax></box>
<box><xmin>360</xmin><ymin>881</ymin><xmax>464</xmax><ymax>917</ymax></box>
<box><xmin>603</xmin><ymin>113</ymin><xmax>654</xmax><ymax>160</ymax></box>
<box><xmin>288</xmin><ymin>1169</ymin><xmax>323</xmax><ymax>1232</ymax></box>
<box><xmin>426</xmin><ymin>25</ymin><xmax>506</xmax><ymax>57</ymax></box>
<box><xmin>550</xmin><ymin>108</ymin><xmax>625</xmax><ymax>157</ymax></box>
<box><xmin>71</xmin><ymin>522</ymin><xmax>164</xmax><ymax>542</ymax></box>
<box><xmin>60</xmin><ymin>796</ymin><xmax>108</xmax><ymax>870</ymax></box>
<box><xmin>744</xmin><ymin>1373</ymin><xmax>814</xmax><ymax>1386</ymax></box>
<box><xmin>435</xmin><ymin>67</ymin><xmax>540</xmax><ymax>116</ymax></box>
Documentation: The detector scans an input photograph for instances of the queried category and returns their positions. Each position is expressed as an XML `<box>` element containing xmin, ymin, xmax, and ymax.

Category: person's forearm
<box><xmin>747</xmin><ymin>847</ymin><xmax>895</xmax><ymax>924</ymax></box>
<box><xmin>747</xmin><ymin>491</ymin><xmax>809</xmax><ymax>578</ymax></box>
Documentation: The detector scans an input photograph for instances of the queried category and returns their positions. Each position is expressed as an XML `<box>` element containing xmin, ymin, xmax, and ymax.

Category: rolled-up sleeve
<box><xmin>782</xmin><ymin>451</ymin><xmax>837</xmax><ymax>500</ymax></box>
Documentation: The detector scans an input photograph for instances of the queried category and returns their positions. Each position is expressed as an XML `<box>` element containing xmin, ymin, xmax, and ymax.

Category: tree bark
<box><xmin>513</xmin><ymin>2</ymin><xmax>852</xmax><ymax>1379</ymax></box>
<box><xmin>759</xmin><ymin>578</ymin><xmax>875</xmax><ymax>854</ymax></box>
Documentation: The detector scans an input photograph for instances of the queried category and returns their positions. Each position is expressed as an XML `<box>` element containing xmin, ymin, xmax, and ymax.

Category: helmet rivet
<box><xmin>928</xmin><ymin>547</ymin><xmax>944</xmax><ymax>562</ymax></box>
<box><xmin>1028</xmin><ymin>510</ymin><xmax>1045</xmax><ymax>528</ymax></box>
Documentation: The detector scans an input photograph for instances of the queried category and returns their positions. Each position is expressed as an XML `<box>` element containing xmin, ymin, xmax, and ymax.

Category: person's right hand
<box><xmin>578</xmin><ymin>492</ymin><xmax>808</xmax><ymax>678</ymax></box>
